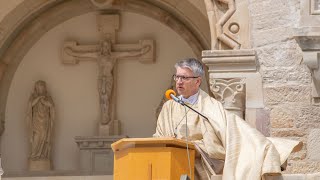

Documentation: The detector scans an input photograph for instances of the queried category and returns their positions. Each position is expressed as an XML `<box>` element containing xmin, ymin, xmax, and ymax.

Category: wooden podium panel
<box><xmin>112</xmin><ymin>138</ymin><xmax>195</xmax><ymax>180</ymax></box>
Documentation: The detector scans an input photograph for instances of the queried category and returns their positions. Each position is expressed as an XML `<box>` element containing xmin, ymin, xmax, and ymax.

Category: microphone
<box><xmin>164</xmin><ymin>89</ymin><xmax>209</xmax><ymax>120</ymax></box>
<box><xmin>165</xmin><ymin>89</ymin><xmax>185</xmax><ymax>105</ymax></box>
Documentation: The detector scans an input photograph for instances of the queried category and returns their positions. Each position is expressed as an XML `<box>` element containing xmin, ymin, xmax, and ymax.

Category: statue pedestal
<box><xmin>99</xmin><ymin>120</ymin><xmax>121</xmax><ymax>136</ymax></box>
<box><xmin>74</xmin><ymin>136</ymin><xmax>125</xmax><ymax>175</ymax></box>
<box><xmin>28</xmin><ymin>159</ymin><xmax>51</xmax><ymax>171</ymax></box>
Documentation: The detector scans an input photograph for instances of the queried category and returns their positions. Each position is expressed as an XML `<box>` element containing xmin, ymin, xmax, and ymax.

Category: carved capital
<box><xmin>210</xmin><ymin>78</ymin><xmax>246</xmax><ymax>118</ymax></box>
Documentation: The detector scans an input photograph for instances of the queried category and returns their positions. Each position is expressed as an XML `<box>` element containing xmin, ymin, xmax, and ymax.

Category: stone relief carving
<box><xmin>209</xmin><ymin>78</ymin><xmax>246</xmax><ymax>118</ymax></box>
<box><xmin>62</xmin><ymin>14</ymin><xmax>155</xmax><ymax>136</ymax></box>
<box><xmin>203</xmin><ymin>0</ymin><xmax>250</xmax><ymax>50</ymax></box>
<box><xmin>26</xmin><ymin>80</ymin><xmax>55</xmax><ymax>170</ymax></box>
<box><xmin>64</xmin><ymin>39</ymin><xmax>151</xmax><ymax>125</ymax></box>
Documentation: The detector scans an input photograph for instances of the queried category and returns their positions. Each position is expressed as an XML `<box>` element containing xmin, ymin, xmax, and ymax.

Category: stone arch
<box><xmin>0</xmin><ymin>0</ymin><xmax>210</xmax><ymax>135</ymax></box>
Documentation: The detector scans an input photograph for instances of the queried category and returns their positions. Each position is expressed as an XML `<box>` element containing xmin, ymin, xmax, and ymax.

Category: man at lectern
<box><xmin>153</xmin><ymin>58</ymin><xmax>302</xmax><ymax>180</ymax></box>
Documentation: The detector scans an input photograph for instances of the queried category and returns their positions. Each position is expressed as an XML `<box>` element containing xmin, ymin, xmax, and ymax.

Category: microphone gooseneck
<box><xmin>164</xmin><ymin>89</ymin><xmax>208</xmax><ymax>120</ymax></box>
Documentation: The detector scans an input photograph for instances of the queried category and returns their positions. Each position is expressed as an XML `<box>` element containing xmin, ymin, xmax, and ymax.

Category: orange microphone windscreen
<box><xmin>165</xmin><ymin>89</ymin><xmax>176</xmax><ymax>100</ymax></box>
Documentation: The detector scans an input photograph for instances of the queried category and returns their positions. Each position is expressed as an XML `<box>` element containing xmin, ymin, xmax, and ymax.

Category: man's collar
<box><xmin>179</xmin><ymin>90</ymin><xmax>200</xmax><ymax>105</ymax></box>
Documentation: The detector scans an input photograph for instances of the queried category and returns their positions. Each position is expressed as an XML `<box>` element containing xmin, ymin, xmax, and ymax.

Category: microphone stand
<box><xmin>169</xmin><ymin>93</ymin><xmax>209</xmax><ymax>120</ymax></box>
<box><xmin>182</xmin><ymin>103</ymin><xmax>208</xmax><ymax>120</ymax></box>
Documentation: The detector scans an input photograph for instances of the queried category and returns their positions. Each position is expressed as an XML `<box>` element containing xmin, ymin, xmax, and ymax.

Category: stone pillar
<box><xmin>202</xmin><ymin>49</ymin><xmax>264</xmax><ymax>129</ymax></box>
<box><xmin>74</xmin><ymin>136</ymin><xmax>125</xmax><ymax>175</ymax></box>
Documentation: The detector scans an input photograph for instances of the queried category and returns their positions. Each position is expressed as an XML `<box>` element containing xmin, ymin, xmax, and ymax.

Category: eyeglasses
<box><xmin>173</xmin><ymin>75</ymin><xmax>199</xmax><ymax>82</ymax></box>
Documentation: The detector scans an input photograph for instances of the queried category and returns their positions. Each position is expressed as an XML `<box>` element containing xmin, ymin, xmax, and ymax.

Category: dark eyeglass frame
<box><xmin>173</xmin><ymin>75</ymin><xmax>199</xmax><ymax>81</ymax></box>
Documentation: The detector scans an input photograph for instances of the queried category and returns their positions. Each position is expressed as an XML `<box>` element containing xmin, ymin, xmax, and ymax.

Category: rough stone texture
<box><xmin>271</xmin><ymin>129</ymin><xmax>307</xmax><ymax>137</ymax></box>
<box><xmin>307</xmin><ymin>129</ymin><xmax>320</xmax><ymax>161</ymax></box>
<box><xmin>250</xmin><ymin>0</ymin><xmax>300</xmax><ymax>47</ymax></box>
<box><xmin>264</xmin><ymin>85</ymin><xmax>311</xmax><ymax>105</ymax></box>
<box><xmin>270</xmin><ymin>106</ymin><xmax>296</xmax><ymax>128</ymax></box>
<box><xmin>296</xmin><ymin>106</ymin><xmax>320</xmax><ymax>129</ymax></box>
<box><xmin>286</xmin><ymin>161</ymin><xmax>320</xmax><ymax>174</ymax></box>
<box><xmin>249</xmin><ymin>0</ymin><xmax>300</xmax><ymax>17</ymax></box>
<box><xmin>261</xmin><ymin>66</ymin><xmax>311</xmax><ymax>85</ymax></box>
<box><xmin>256</xmin><ymin>40</ymin><xmax>303</xmax><ymax>68</ymax></box>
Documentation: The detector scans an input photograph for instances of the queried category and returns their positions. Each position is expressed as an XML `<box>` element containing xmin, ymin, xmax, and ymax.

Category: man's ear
<box><xmin>197</xmin><ymin>78</ymin><xmax>202</xmax><ymax>86</ymax></box>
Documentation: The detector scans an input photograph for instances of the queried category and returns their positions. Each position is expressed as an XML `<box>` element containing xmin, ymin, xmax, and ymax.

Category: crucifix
<box><xmin>61</xmin><ymin>14</ymin><xmax>155</xmax><ymax>136</ymax></box>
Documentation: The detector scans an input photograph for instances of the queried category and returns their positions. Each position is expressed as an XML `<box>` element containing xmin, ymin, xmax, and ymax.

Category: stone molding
<box><xmin>75</xmin><ymin>136</ymin><xmax>125</xmax><ymax>150</ymax></box>
<box><xmin>202</xmin><ymin>49</ymin><xmax>256</xmax><ymax>72</ymax></box>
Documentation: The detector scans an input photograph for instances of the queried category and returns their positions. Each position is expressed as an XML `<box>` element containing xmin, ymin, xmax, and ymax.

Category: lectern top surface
<box><xmin>111</xmin><ymin>137</ymin><xmax>195</xmax><ymax>152</ymax></box>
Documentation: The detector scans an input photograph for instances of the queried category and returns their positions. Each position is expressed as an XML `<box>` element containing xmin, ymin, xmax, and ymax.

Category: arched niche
<box><xmin>0</xmin><ymin>0</ymin><xmax>210</xmax><ymax>135</ymax></box>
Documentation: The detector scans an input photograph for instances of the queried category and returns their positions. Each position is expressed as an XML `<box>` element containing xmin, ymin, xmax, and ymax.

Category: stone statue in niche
<box><xmin>64</xmin><ymin>39</ymin><xmax>151</xmax><ymax>125</ymax></box>
<box><xmin>26</xmin><ymin>80</ymin><xmax>55</xmax><ymax>170</ymax></box>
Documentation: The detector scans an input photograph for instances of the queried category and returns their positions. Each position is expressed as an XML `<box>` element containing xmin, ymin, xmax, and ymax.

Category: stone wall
<box><xmin>250</xmin><ymin>0</ymin><xmax>320</xmax><ymax>173</ymax></box>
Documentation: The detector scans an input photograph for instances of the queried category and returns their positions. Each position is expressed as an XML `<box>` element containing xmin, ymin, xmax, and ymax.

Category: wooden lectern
<box><xmin>111</xmin><ymin>137</ymin><xmax>195</xmax><ymax>180</ymax></box>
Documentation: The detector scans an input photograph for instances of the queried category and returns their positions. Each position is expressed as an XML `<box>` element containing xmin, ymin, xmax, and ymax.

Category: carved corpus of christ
<box><xmin>62</xmin><ymin>38</ymin><xmax>155</xmax><ymax>134</ymax></box>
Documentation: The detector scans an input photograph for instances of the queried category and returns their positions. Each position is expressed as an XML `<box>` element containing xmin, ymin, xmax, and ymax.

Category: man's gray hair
<box><xmin>174</xmin><ymin>58</ymin><xmax>204</xmax><ymax>77</ymax></box>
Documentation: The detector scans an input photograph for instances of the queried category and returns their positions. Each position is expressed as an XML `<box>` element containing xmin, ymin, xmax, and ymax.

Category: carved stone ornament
<box><xmin>203</xmin><ymin>0</ymin><xmax>251</xmax><ymax>50</ymax></box>
<box><xmin>62</xmin><ymin>14</ymin><xmax>155</xmax><ymax>136</ymax></box>
<box><xmin>210</xmin><ymin>78</ymin><xmax>246</xmax><ymax>118</ymax></box>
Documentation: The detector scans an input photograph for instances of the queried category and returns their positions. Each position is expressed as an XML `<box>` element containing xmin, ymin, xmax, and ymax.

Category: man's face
<box><xmin>175</xmin><ymin>67</ymin><xmax>201</xmax><ymax>98</ymax></box>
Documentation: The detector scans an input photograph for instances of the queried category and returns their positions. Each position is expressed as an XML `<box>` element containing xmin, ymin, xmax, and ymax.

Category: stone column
<box><xmin>202</xmin><ymin>50</ymin><xmax>264</xmax><ymax>129</ymax></box>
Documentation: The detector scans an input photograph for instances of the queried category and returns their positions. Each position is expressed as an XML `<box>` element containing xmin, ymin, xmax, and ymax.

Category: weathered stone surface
<box><xmin>249</xmin><ymin>0</ymin><xmax>299</xmax><ymax>17</ymax></box>
<box><xmin>271</xmin><ymin>129</ymin><xmax>306</xmax><ymax>137</ymax></box>
<box><xmin>261</xmin><ymin>66</ymin><xmax>311</xmax><ymax>85</ymax></box>
<box><xmin>252</xmin><ymin>27</ymin><xmax>294</xmax><ymax>47</ymax></box>
<box><xmin>270</xmin><ymin>106</ymin><xmax>296</xmax><ymax>128</ymax></box>
<box><xmin>256</xmin><ymin>40</ymin><xmax>303</xmax><ymax>67</ymax></box>
<box><xmin>286</xmin><ymin>161</ymin><xmax>320</xmax><ymax>174</ymax></box>
<box><xmin>264</xmin><ymin>85</ymin><xmax>311</xmax><ymax>105</ymax></box>
<box><xmin>296</xmin><ymin>106</ymin><xmax>320</xmax><ymax>129</ymax></box>
<box><xmin>250</xmin><ymin>0</ymin><xmax>299</xmax><ymax>48</ymax></box>
<box><xmin>252</xmin><ymin>9</ymin><xmax>298</xmax><ymax>31</ymax></box>
<box><xmin>307</xmin><ymin>129</ymin><xmax>320</xmax><ymax>161</ymax></box>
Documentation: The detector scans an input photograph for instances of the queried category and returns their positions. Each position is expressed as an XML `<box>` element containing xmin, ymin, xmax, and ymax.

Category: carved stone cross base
<box><xmin>74</xmin><ymin>136</ymin><xmax>125</xmax><ymax>175</ymax></box>
<box><xmin>28</xmin><ymin>159</ymin><xmax>51</xmax><ymax>171</ymax></box>
<box><xmin>99</xmin><ymin>119</ymin><xmax>120</xmax><ymax>136</ymax></box>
